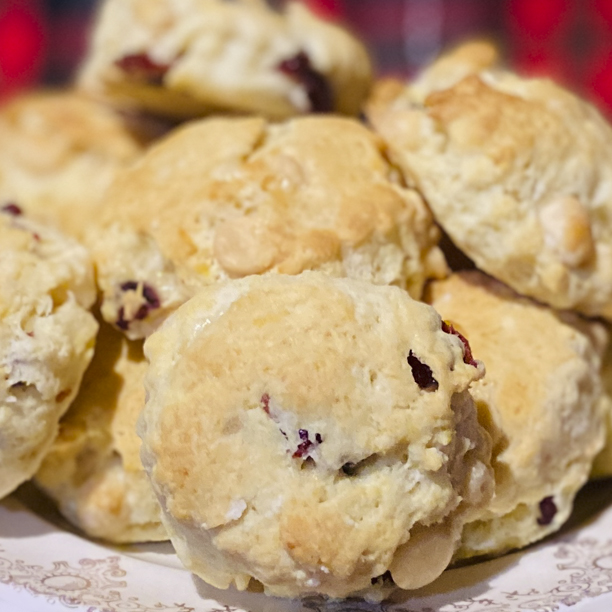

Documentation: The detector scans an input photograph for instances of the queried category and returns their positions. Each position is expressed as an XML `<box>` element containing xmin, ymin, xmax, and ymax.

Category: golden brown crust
<box><xmin>0</xmin><ymin>90</ymin><xmax>151</xmax><ymax>238</ymax></box>
<box><xmin>427</xmin><ymin>271</ymin><xmax>607</xmax><ymax>558</ymax></box>
<box><xmin>79</xmin><ymin>0</ymin><xmax>373</xmax><ymax>119</ymax></box>
<box><xmin>0</xmin><ymin>213</ymin><xmax>97</xmax><ymax>499</ymax></box>
<box><xmin>140</xmin><ymin>272</ymin><xmax>493</xmax><ymax>597</ymax></box>
<box><xmin>370</xmin><ymin>69</ymin><xmax>612</xmax><ymax>318</ymax></box>
<box><xmin>93</xmin><ymin>115</ymin><xmax>447</xmax><ymax>338</ymax></box>
<box><xmin>35</xmin><ymin>321</ymin><xmax>166</xmax><ymax>543</ymax></box>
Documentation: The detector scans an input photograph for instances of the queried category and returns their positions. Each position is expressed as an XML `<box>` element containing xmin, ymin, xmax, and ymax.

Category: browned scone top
<box><xmin>0</xmin><ymin>90</ymin><xmax>155</xmax><ymax>238</ymax></box>
<box><xmin>92</xmin><ymin>115</ymin><xmax>447</xmax><ymax>339</ymax></box>
<box><xmin>140</xmin><ymin>272</ymin><xmax>493</xmax><ymax>598</ymax></box>
<box><xmin>79</xmin><ymin>0</ymin><xmax>373</xmax><ymax>120</ymax></box>
<box><xmin>427</xmin><ymin>271</ymin><xmax>607</xmax><ymax>559</ymax></box>
<box><xmin>370</xmin><ymin>64</ymin><xmax>612</xmax><ymax>319</ymax></box>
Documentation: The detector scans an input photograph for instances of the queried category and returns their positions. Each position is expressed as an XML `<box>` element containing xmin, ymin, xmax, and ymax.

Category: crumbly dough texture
<box><xmin>0</xmin><ymin>210</ymin><xmax>98</xmax><ymax>499</ymax></box>
<box><xmin>140</xmin><ymin>272</ymin><xmax>493</xmax><ymax>598</ymax></box>
<box><xmin>92</xmin><ymin>115</ymin><xmax>447</xmax><ymax>339</ymax></box>
<box><xmin>79</xmin><ymin>0</ymin><xmax>372</xmax><ymax>119</ymax></box>
<box><xmin>426</xmin><ymin>271</ymin><xmax>607</xmax><ymax>559</ymax></box>
<box><xmin>0</xmin><ymin>90</ymin><xmax>159</xmax><ymax>238</ymax></box>
<box><xmin>369</xmin><ymin>67</ymin><xmax>612</xmax><ymax>318</ymax></box>
<box><xmin>35</xmin><ymin>321</ymin><xmax>166</xmax><ymax>543</ymax></box>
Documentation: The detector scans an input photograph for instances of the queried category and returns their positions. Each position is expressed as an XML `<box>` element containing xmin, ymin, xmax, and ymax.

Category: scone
<box><xmin>92</xmin><ymin>115</ymin><xmax>447</xmax><ymax>339</ymax></box>
<box><xmin>426</xmin><ymin>271</ymin><xmax>607</xmax><ymax>559</ymax></box>
<box><xmin>139</xmin><ymin>272</ymin><xmax>493</xmax><ymax>598</ymax></box>
<box><xmin>591</xmin><ymin>332</ymin><xmax>612</xmax><ymax>478</ymax></box>
<box><xmin>369</xmin><ymin>67</ymin><xmax>612</xmax><ymax>318</ymax></box>
<box><xmin>0</xmin><ymin>90</ymin><xmax>162</xmax><ymax>238</ymax></box>
<box><xmin>365</xmin><ymin>39</ymin><xmax>501</xmax><ymax>117</ymax></box>
<box><xmin>35</xmin><ymin>321</ymin><xmax>166</xmax><ymax>543</ymax></box>
<box><xmin>0</xmin><ymin>206</ymin><xmax>98</xmax><ymax>499</ymax></box>
<box><xmin>78</xmin><ymin>0</ymin><xmax>372</xmax><ymax>120</ymax></box>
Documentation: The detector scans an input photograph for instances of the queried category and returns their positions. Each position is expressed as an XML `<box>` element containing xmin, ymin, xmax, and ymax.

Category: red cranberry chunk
<box><xmin>293</xmin><ymin>428</ymin><xmax>323</xmax><ymax>459</ymax></box>
<box><xmin>122</xmin><ymin>280</ymin><xmax>160</xmax><ymax>306</ymax></box>
<box><xmin>116</xmin><ymin>306</ymin><xmax>130</xmax><ymax>331</ymax></box>
<box><xmin>278</xmin><ymin>51</ymin><xmax>333</xmax><ymax>113</ymax></box>
<box><xmin>133</xmin><ymin>304</ymin><xmax>150</xmax><ymax>321</ymax></box>
<box><xmin>142</xmin><ymin>284</ymin><xmax>161</xmax><ymax>308</ymax></box>
<box><xmin>408</xmin><ymin>351</ymin><xmax>438</xmax><ymax>391</ymax></box>
<box><xmin>260</xmin><ymin>393</ymin><xmax>287</xmax><ymax>437</ymax></box>
<box><xmin>1</xmin><ymin>202</ymin><xmax>22</xmax><ymax>216</ymax></box>
<box><xmin>537</xmin><ymin>496</ymin><xmax>557</xmax><ymax>526</ymax></box>
<box><xmin>120</xmin><ymin>280</ymin><xmax>139</xmax><ymax>292</ymax></box>
<box><xmin>115</xmin><ymin>281</ymin><xmax>160</xmax><ymax>330</ymax></box>
<box><xmin>441</xmin><ymin>320</ymin><xmax>477</xmax><ymax>367</ymax></box>
<box><xmin>115</xmin><ymin>53</ymin><xmax>171</xmax><ymax>86</ymax></box>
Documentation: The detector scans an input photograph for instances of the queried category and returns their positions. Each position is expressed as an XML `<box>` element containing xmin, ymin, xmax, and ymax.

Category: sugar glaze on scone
<box><xmin>370</xmin><ymin>67</ymin><xmax>612</xmax><ymax>319</ymax></box>
<box><xmin>139</xmin><ymin>272</ymin><xmax>493</xmax><ymax>598</ymax></box>
<box><xmin>35</xmin><ymin>321</ymin><xmax>166</xmax><ymax>543</ymax></box>
<box><xmin>0</xmin><ymin>207</ymin><xmax>97</xmax><ymax>499</ymax></box>
<box><xmin>79</xmin><ymin>0</ymin><xmax>372</xmax><ymax>119</ymax></box>
<box><xmin>427</xmin><ymin>272</ymin><xmax>607</xmax><ymax>559</ymax></box>
<box><xmin>0</xmin><ymin>91</ymin><xmax>159</xmax><ymax>239</ymax></box>
<box><xmin>92</xmin><ymin>116</ymin><xmax>447</xmax><ymax>339</ymax></box>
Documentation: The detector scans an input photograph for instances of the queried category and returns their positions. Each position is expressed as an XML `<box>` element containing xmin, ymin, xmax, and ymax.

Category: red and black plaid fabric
<box><xmin>0</xmin><ymin>0</ymin><xmax>47</xmax><ymax>98</ymax></box>
<box><xmin>309</xmin><ymin>0</ymin><xmax>612</xmax><ymax>115</ymax></box>
<box><xmin>312</xmin><ymin>0</ymin><xmax>500</xmax><ymax>76</ymax></box>
<box><xmin>506</xmin><ymin>0</ymin><xmax>612</xmax><ymax>114</ymax></box>
<box><xmin>0</xmin><ymin>0</ymin><xmax>96</xmax><ymax>98</ymax></box>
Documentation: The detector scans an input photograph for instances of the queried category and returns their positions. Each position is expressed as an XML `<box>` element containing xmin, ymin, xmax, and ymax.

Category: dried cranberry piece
<box><xmin>142</xmin><ymin>284</ymin><xmax>161</xmax><ymax>309</ymax></box>
<box><xmin>537</xmin><ymin>496</ymin><xmax>557</xmax><ymax>526</ymax></box>
<box><xmin>116</xmin><ymin>307</ymin><xmax>130</xmax><ymax>331</ymax></box>
<box><xmin>261</xmin><ymin>393</ymin><xmax>287</xmax><ymax>437</ymax></box>
<box><xmin>1</xmin><ymin>202</ymin><xmax>22</xmax><ymax>216</ymax></box>
<box><xmin>293</xmin><ymin>428</ymin><xmax>323</xmax><ymax>458</ymax></box>
<box><xmin>115</xmin><ymin>53</ymin><xmax>171</xmax><ymax>86</ymax></box>
<box><xmin>278</xmin><ymin>51</ymin><xmax>333</xmax><ymax>113</ymax></box>
<box><xmin>115</xmin><ymin>281</ymin><xmax>161</xmax><ymax>330</ymax></box>
<box><xmin>441</xmin><ymin>320</ymin><xmax>477</xmax><ymax>367</ymax></box>
<box><xmin>261</xmin><ymin>396</ymin><xmax>321</xmax><ymax>456</ymax></box>
<box><xmin>120</xmin><ymin>280</ymin><xmax>139</xmax><ymax>292</ymax></box>
<box><xmin>408</xmin><ymin>351</ymin><xmax>438</xmax><ymax>391</ymax></box>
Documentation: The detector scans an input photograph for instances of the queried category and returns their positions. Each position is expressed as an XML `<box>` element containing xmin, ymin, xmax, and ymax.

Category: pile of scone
<box><xmin>3</xmin><ymin>0</ymin><xmax>612</xmax><ymax>602</ymax></box>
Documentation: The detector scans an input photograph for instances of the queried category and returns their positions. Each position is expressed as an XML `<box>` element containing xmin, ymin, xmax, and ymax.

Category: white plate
<box><xmin>2</xmin><ymin>481</ymin><xmax>612</xmax><ymax>612</ymax></box>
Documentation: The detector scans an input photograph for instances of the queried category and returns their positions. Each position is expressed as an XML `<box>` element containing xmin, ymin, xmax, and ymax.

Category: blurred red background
<box><xmin>2</xmin><ymin>0</ymin><xmax>612</xmax><ymax>114</ymax></box>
